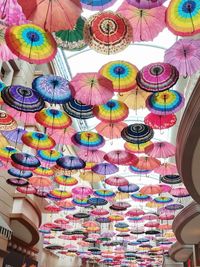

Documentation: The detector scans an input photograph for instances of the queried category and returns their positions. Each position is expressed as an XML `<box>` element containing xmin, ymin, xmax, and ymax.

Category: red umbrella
<box><xmin>105</xmin><ymin>176</ymin><xmax>128</xmax><ymax>187</ymax></box>
<box><xmin>135</xmin><ymin>156</ymin><xmax>161</xmax><ymax>170</ymax></box>
<box><xmin>144</xmin><ymin>113</ymin><xmax>177</xmax><ymax>130</ymax></box>
<box><xmin>125</xmin><ymin>208</ymin><xmax>145</xmax><ymax>217</ymax></box>
<box><xmin>104</xmin><ymin>150</ymin><xmax>138</xmax><ymax>165</ymax></box>
<box><xmin>140</xmin><ymin>185</ymin><xmax>162</xmax><ymax>195</ymax></box>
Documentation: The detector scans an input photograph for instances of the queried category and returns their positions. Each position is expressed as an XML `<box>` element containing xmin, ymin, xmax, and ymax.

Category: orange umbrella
<box><xmin>29</xmin><ymin>176</ymin><xmax>52</xmax><ymax>187</ymax></box>
<box><xmin>140</xmin><ymin>185</ymin><xmax>162</xmax><ymax>195</ymax></box>
<box><xmin>135</xmin><ymin>156</ymin><xmax>161</xmax><ymax>170</ymax></box>
<box><xmin>95</xmin><ymin>121</ymin><xmax>127</xmax><ymax>139</ymax></box>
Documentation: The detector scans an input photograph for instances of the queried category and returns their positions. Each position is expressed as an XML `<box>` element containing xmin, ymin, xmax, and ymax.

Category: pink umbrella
<box><xmin>104</xmin><ymin>150</ymin><xmax>138</xmax><ymax>166</ymax></box>
<box><xmin>90</xmin><ymin>208</ymin><xmax>109</xmax><ymax>216</ymax></box>
<box><xmin>126</xmin><ymin>0</ymin><xmax>167</xmax><ymax>9</ymax></box>
<box><xmin>118</xmin><ymin>2</ymin><xmax>166</xmax><ymax>42</ymax></box>
<box><xmin>77</xmin><ymin>149</ymin><xmax>105</xmax><ymax>163</ymax></box>
<box><xmin>154</xmin><ymin>163</ymin><xmax>177</xmax><ymax>175</ymax></box>
<box><xmin>95</xmin><ymin>121</ymin><xmax>127</xmax><ymax>140</ymax></box>
<box><xmin>72</xmin><ymin>186</ymin><xmax>93</xmax><ymax>197</ymax></box>
<box><xmin>159</xmin><ymin>213</ymin><xmax>174</xmax><ymax>220</ymax></box>
<box><xmin>16</xmin><ymin>184</ymin><xmax>36</xmax><ymax>194</ymax></box>
<box><xmin>159</xmin><ymin>184</ymin><xmax>172</xmax><ymax>193</ymax></box>
<box><xmin>4</xmin><ymin>105</ymin><xmax>36</xmax><ymax>124</ymax></box>
<box><xmin>126</xmin><ymin>208</ymin><xmax>145</xmax><ymax>217</ymax></box>
<box><xmin>164</xmin><ymin>39</ymin><xmax>200</xmax><ymax>77</ymax></box>
<box><xmin>105</xmin><ymin>176</ymin><xmax>129</xmax><ymax>187</ymax></box>
<box><xmin>44</xmin><ymin>204</ymin><xmax>62</xmax><ymax>213</ymax></box>
<box><xmin>70</xmin><ymin>73</ymin><xmax>114</xmax><ymax>105</ymax></box>
<box><xmin>135</xmin><ymin>156</ymin><xmax>161</xmax><ymax>170</ymax></box>
<box><xmin>170</xmin><ymin>187</ymin><xmax>189</xmax><ymax>198</ymax></box>
<box><xmin>140</xmin><ymin>185</ymin><xmax>162</xmax><ymax>195</ymax></box>
<box><xmin>144</xmin><ymin>221</ymin><xmax>159</xmax><ymax>228</ymax></box>
<box><xmin>142</xmin><ymin>214</ymin><xmax>158</xmax><ymax>221</ymax></box>
<box><xmin>46</xmin><ymin>126</ymin><xmax>76</xmax><ymax>145</ymax></box>
<box><xmin>145</xmin><ymin>141</ymin><xmax>176</xmax><ymax>158</ymax></box>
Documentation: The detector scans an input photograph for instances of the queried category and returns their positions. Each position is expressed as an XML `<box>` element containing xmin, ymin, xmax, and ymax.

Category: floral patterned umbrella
<box><xmin>144</xmin><ymin>113</ymin><xmax>177</xmax><ymax>130</ymax></box>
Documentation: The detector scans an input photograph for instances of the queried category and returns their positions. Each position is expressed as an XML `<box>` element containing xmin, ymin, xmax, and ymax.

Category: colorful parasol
<box><xmin>77</xmin><ymin>149</ymin><xmax>105</xmax><ymax>163</ymax></box>
<box><xmin>84</xmin><ymin>11</ymin><xmax>132</xmax><ymax>55</ymax></box>
<box><xmin>135</xmin><ymin>156</ymin><xmax>161</xmax><ymax>170</ymax></box>
<box><xmin>127</xmin><ymin>0</ymin><xmax>167</xmax><ymax>9</ymax></box>
<box><xmin>22</xmin><ymin>131</ymin><xmax>56</xmax><ymax>150</ymax></box>
<box><xmin>126</xmin><ymin>208</ymin><xmax>145</xmax><ymax>217</ymax></box>
<box><xmin>72</xmin><ymin>186</ymin><xmax>93</xmax><ymax>197</ymax></box>
<box><xmin>44</xmin><ymin>204</ymin><xmax>62</xmax><ymax>213</ymax></box>
<box><xmin>140</xmin><ymin>185</ymin><xmax>162</xmax><ymax>195</ymax></box>
<box><xmin>0</xmin><ymin>110</ymin><xmax>17</xmax><ymax>131</ymax></box>
<box><xmin>95</xmin><ymin>121</ymin><xmax>127</xmax><ymax>140</ymax></box>
<box><xmin>50</xmin><ymin>189</ymin><xmax>72</xmax><ymax>200</ymax></box>
<box><xmin>63</xmin><ymin>98</ymin><xmax>94</xmax><ymax>120</ymax></box>
<box><xmin>90</xmin><ymin>208</ymin><xmax>109</xmax><ymax>216</ymax></box>
<box><xmin>165</xmin><ymin>204</ymin><xmax>184</xmax><ymax>211</ymax></box>
<box><xmin>104</xmin><ymin>150</ymin><xmax>138</xmax><ymax>165</ymax></box>
<box><xmin>144</xmin><ymin>113</ymin><xmax>177</xmax><ymax>130</ymax></box>
<box><xmin>170</xmin><ymin>187</ymin><xmax>189</xmax><ymax>198</ymax></box>
<box><xmin>80</xmin><ymin>0</ymin><xmax>117</xmax><ymax>10</ymax></box>
<box><xmin>124</xmin><ymin>141</ymin><xmax>152</xmax><ymax>154</ymax></box>
<box><xmin>57</xmin><ymin>200</ymin><xmax>75</xmax><ymax>210</ymax></box>
<box><xmin>121</xmin><ymin>123</ymin><xmax>154</xmax><ymax>144</ymax></box>
<box><xmin>18</xmin><ymin>0</ymin><xmax>82</xmax><ymax>32</ymax></box>
<box><xmin>57</xmin><ymin>155</ymin><xmax>86</xmax><ymax>170</ymax></box>
<box><xmin>54</xmin><ymin>175</ymin><xmax>78</xmax><ymax>186</ymax></box>
<box><xmin>1</xmin><ymin>85</ymin><xmax>45</xmax><ymax>113</ymax></box>
<box><xmin>11</xmin><ymin>152</ymin><xmax>41</xmax><ymax>169</ymax></box>
<box><xmin>146</xmin><ymin>90</ymin><xmax>185</xmax><ymax>115</ymax></box>
<box><xmin>94</xmin><ymin>189</ymin><xmax>115</xmax><ymax>199</ymax></box>
<box><xmin>118</xmin><ymin>183</ymin><xmax>139</xmax><ymax>193</ymax></box>
<box><xmin>154</xmin><ymin>196</ymin><xmax>173</xmax><ymax>204</ymax></box>
<box><xmin>17</xmin><ymin>184</ymin><xmax>36</xmax><ymax>194</ymax></box>
<box><xmin>72</xmin><ymin>197</ymin><xmax>90</xmax><ymax>207</ymax></box>
<box><xmin>93</xmin><ymin>99</ymin><xmax>129</xmax><ymax>123</ymax></box>
<box><xmin>5</xmin><ymin>24</ymin><xmax>57</xmax><ymax>64</ymax></box>
<box><xmin>118</xmin><ymin>2</ymin><xmax>166</xmax><ymax>42</ymax></box>
<box><xmin>154</xmin><ymin>163</ymin><xmax>178</xmax><ymax>175</ymax></box>
<box><xmin>35</xmin><ymin>108</ymin><xmax>72</xmax><ymax>130</ymax></box>
<box><xmin>92</xmin><ymin>163</ymin><xmax>119</xmax><ymax>175</ymax></box>
<box><xmin>72</xmin><ymin>131</ymin><xmax>105</xmax><ymax>150</ymax></box>
<box><xmin>161</xmin><ymin>174</ymin><xmax>182</xmax><ymax>184</ymax></box>
<box><xmin>7</xmin><ymin>178</ymin><xmax>29</xmax><ymax>187</ymax></box>
<box><xmin>37</xmin><ymin>149</ymin><xmax>63</xmax><ymax>165</ymax></box>
<box><xmin>4</xmin><ymin>106</ymin><xmax>36</xmax><ymax>125</ymax></box>
<box><xmin>136</xmin><ymin>62</ymin><xmax>179</xmax><ymax>92</ymax></box>
<box><xmin>88</xmin><ymin>197</ymin><xmax>108</xmax><ymax>206</ymax></box>
<box><xmin>70</xmin><ymin>73</ymin><xmax>114</xmax><ymax>106</ymax></box>
<box><xmin>46</xmin><ymin>127</ymin><xmax>75</xmax><ymax>146</ymax></box>
<box><xmin>1</xmin><ymin>127</ymin><xmax>26</xmax><ymax>146</ymax></box>
<box><xmin>8</xmin><ymin>168</ymin><xmax>32</xmax><ymax>179</ymax></box>
<box><xmin>166</xmin><ymin>0</ymin><xmax>200</xmax><ymax>36</ymax></box>
<box><xmin>105</xmin><ymin>176</ymin><xmax>128</xmax><ymax>187</ymax></box>
<box><xmin>55</xmin><ymin>17</ymin><xmax>87</xmax><ymax>51</ymax></box>
<box><xmin>99</xmin><ymin>60</ymin><xmax>138</xmax><ymax>93</ymax></box>
<box><xmin>32</xmin><ymin>75</ymin><xmax>72</xmax><ymax>104</ymax></box>
<box><xmin>0</xmin><ymin>146</ymin><xmax>18</xmax><ymax>162</ymax></box>
<box><xmin>80</xmin><ymin>171</ymin><xmax>105</xmax><ymax>183</ymax></box>
<box><xmin>29</xmin><ymin>176</ymin><xmax>52</xmax><ymax>188</ymax></box>
<box><xmin>145</xmin><ymin>141</ymin><xmax>176</xmax><ymax>158</ymax></box>
<box><xmin>164</xmin><ymin>39</ymin><xmax>200</xmax><ymax>77</ymax></box>
<box><xmin>129</xmin><ymin>165</ymin><xmax>152</xmax><ymax>174</ymax></box>
<box><xmin>33</xmin><ymin>166</ymin><xmax>54</xmax><ymax>177</ymax></box>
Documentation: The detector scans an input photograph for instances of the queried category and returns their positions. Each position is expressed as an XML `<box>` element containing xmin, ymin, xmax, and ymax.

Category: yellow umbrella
<box><xmin>0</xmin><ymin>133</ymin><xmax>9</xmax><ymax>148</ymax></box>
<box><xmin>80</xmin><ymin>171</ymin><xmax>105</xmax><ymax>183</ymax></box>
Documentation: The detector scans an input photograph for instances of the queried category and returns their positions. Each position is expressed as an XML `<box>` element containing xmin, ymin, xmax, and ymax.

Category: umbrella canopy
<box><xmin>1</xmin><ymin>85</ymin><xmax>45</xmax><ymax>113</ymax></box>
<box><xmin>17</xmin><ymin>0</ymin><xmax>82</xmax><ymax>32</ymax></box>
<box><xmin>160</xmin><ymin>174</ymin><xmax>182</xmax><ymax>184</ymax></box>
<box><xmin>144</xmin><ymin>113</ymin><xmax>177</xmax><ymax>130</ymax></box>
<box><xmin>92</xmin><ymin>163</ymin><xmax>119</xmax><ymax>175</ymax></box>
<box><xmin>22</xmin><ymin>131</ymin><xmax>56</xmax><ymax>150</ymax></box>
<box><xmin>1</xmin><ymin>127</ymin><xmax>26</xmax><ymax>145</ymax></box>
<box><xmin>33</xmin><ymin>166</ymin><xmax>54</xmax><ymax>177</ymax></box>
<box><xmin>17</xmin><ymin>184</ymin><xmax>36</xmax><ymax>194</ymax></box>
<box><xmin>136</xmin><ymin>62</ymin><xmax>179</xmax><ymax>92</ymax></box>
<box><xmin>37</xmin><ymin>149</ymin><xmax>63</xmax><ymax>165</ymax></box>
<box><xmin>170</xmin><ymin>187</ymin><xmax>189</xmax><ymax>198</ymax></box>
<box><xmin>135</xmin><ymin>156</ymin><xmax>161</xmax><ymax>170</ymax></box>
<box><xmin>0</xmin><ymin>146</ymin><xmax>18</xmax><ymax>162</ymax></box>
<box><xmin>94</xmin><ymin>189</ymin><xmax>115</xmax><ymax>199</ymax></box>
<box><xmin>46</xmin><ymin>127</ymin><xmax>76</xmax><ymax>146</ymax></box>
<box><xmin>80</xmin><ymin>171</ymin><xmax>105</xmax><ymax>183</ymax></box>
<box><xmin>154</xmin><ymin>163</ymin><xmax>178</xmax><ymax>175</ymax></box>
<box><xmin>55</xmin><ymin>16</ymin><xmax>87</xmax><ymax>51</ymax></box>
<box><xmin>70</xmin><ymin>72</ymin><xmax>114</xmax><ymax>105</ymax></box>
<box><xmin>140</xmin><ymin>185</ymin><xmax>162</xmax><ymax>195</ymax></box>
<box><xmin>84</xmin><ymin>11</ymin><xmax>132</xmax><ymax>55</ymax></box>
<box><xmin>7</xmin><ymin>178</ymin><xmax>29</xmax><ymax>187</ymax></box>
<box><xmin>146</xmin><ymin>90</ymin><xmax>185</xmax><ymax>115</ymax></box>
<box><xmin>11</xmin><ymin>152</ymin><xmax>41</xmax><ymax>169</ymax></box>
<box><xmin>96</xmin><ymin>121</ymin><xmax>127</xmax><ymax>140</ymax></box>
<box><xmin>126</xmin><ymin>0</ymin><xmax>167</xmax><ymax>9</ymax></box>
<box><xmin>5</xmin><ymin>24</ymin><xmax>57</xmax><ymax>64</ymax></box>
<box><xmin>54</xmin><ymin>175</ymin><xmax>78</xmax><ymax>186</ymax></box>
<box><xmin>77</xmin><ymin>149</ymin><xmax>105</xmax><ymax>163</ymax></box>
<box><xmin>104</xmin><ymin>150</ymin><xmax>138</xmax><ymax>165</ymax></box>
<box><xmin>124</xmin><ymin>141</ymin><xmax>152</xmax><ymax>154</ymax></box>
<box><xmin>4</xmin><ymin>106</ymin><xmax>36</xmax><ymax>125</ymax></box>
<box><xmin>72</xmin><ymin>186</ymin><xmax>93</xmax><ymax>197</ymax></box>
<box><xmin>99</xmin><ymin>60</ymin><xmax>138</xmax><ymax>93</ymax></box>
<box><xmin>0</xmin><ymin>110</ymin><xmax>17</xmax><ymax>131</ymax></box>
<box><xmin>8</xmin><ymin>168</ymin><xmax>32</xmax><ymax>179</ymax></box>
<box><xmin>166</xmin><ymin>0</ymin><xmax>200</xmax><ymax>36</ymax></box>
<box><xmin>72</xmin><ymin>131</ymin><xmax>105</xmax><ymax>150</ymax></box>
<box><xmin>145</xmin><ymin>142</ymin><xmax>176</xmax><ymax>158</ymax></box>
<box><xmin>80</xmin><ymin>0</ymin><xmax>117</xmax><ymax>10</ymax></box>
<box><xmin>118</xmin><ymin>183</ymin><xmax>139</xmax><ymax>193</ymax></box>
<box><xmin>105</xmin><ymin>176</ymin><xmax>129</xmax><ymax>187</ymax></box>
<box><xmin>93</xmin><ymin>99</ymin><xmax>129</xmax><ymax>123</ymax></box>
<box><xmin>32</xmin><ymin>75</ymin><xmax>72</xmax><ymax>104</ymax></box>
<box><xmin>118</xmin><ymin>2</ymin><xmax>166</xmax><ymax>42</ymax></box>
<box><xmin>56</xmin><ymin>155</ymin><xmax>86</xmax><ymax>170</ymax></box>
<box><xmin>164</xmin><ymin>39</ymin><xmax>200</xmax><ymax>77</ymax></box>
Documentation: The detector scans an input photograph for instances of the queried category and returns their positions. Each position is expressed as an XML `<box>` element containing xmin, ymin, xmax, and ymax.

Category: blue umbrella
<box><xmin>8</xmin><ymin>168</ymin><xmax>32</xmax><ymax>178</ymax></box>
<box><xmin>11</xmin><ymin>153</ymin><xmax>41</xmax><ymax>168</ymax></box>
<box><xmin>56</xmin><ymin>155</ymin><xmax>86</xmax><ymax>170</ymax></box>
<box><xmin>80</xmin><ymin>0</ymin><xmax>117</xmax><ymax>10</ymax></box>
<box><xmin>118</xmin><ymin>183</ymin><xmax>139</xmax><ymax>193</ymax></box>
<box><xmin>92</xmin><ymin>162</ymin><xmax>119</xmax><ymax>175</ymax></box>
<box><xmin>88</xmin><ymin>197</ymin><xmax>108</xmax><ymax>206</ymax></box>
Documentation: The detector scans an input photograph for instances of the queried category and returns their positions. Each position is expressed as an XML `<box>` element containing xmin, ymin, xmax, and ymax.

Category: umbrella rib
<box><xmin>56</xmin><ymin>0</ymin><xmax>74</xmax><ymax>29</ymax></box>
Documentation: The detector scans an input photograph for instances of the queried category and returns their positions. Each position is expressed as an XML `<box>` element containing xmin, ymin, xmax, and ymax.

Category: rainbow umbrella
<box><xmin>1</xmin><ymin>127</ymin><xmax>27</xmax><ymax>146</ymax></box>
<box><xmin>0</xmin><ymin>110</ymin><xmax>17</xmax><ymax>131</ymax></box>
<box><xmin>77</xmin><ymin>149</ymin><xmax>105</xmax><ymax>163</ymax></box>
<box><xmin>161</xmin><ymin>174</ymin><xmax>182</xmax><ymax>184</ymax></box>
<box><xmin>35</xmin><ymin>108</ymin><xmax>72</xmax><ymax>130</ymax></box>
<box><xmin>96</xmin><ymin>121</ymin><xmax>127</xmax><ymax>140</ymax></box>
<box><xmin>93</xmin><ymin>99</ymin><xmax>129</xmax><ymax>123</ymax></box>
<box><xmin>22</xmin><ymin>131</ymin><xmax>56</xmax><ymax>150</ymax></box>
<box><xmin>56</xmin><ymin>155</ymin><xmax>86</xmax><ymax>170</ymax></box>
<box><xmin>124</xmin><ymin>141</ymin><xmax>152</xmax><ymax>154</ymax></box>
<box><xmin>37</xmin><ymin>149</ymin><xmax>63</xmax><ymax>165</ymax></box>
<box><xmin>145</xmin><ymin>141</ymin><xmax>176</xmax><ymax>158</ymax></box>
<box><xmin>55</xmin><ymin>17</ymin><xmax>86</xmax><ymax>51</ymax></box>
<box><xmin>166</xmin><ymin>0</ymin><xmax>200</xmax><ymax>36</ymax></box>
<box><xmin>136</xmin><ymin>62</ymin><xmax>179</xmax><ymax>92</ymax></box>
<box><xmin>99</xmin><ymin>60</ymin><xmax>138</xmax><ymax>93</ymax></box>
<box><xmin>104</xmin><ymin>150</ymin><xmax>138</xmax><ymax>166</ymax></box>
<box><xmin>1</xmin><ymin>85</ymin><xmax>45</xmax><ymax>113</ymax></box>
<box><xmin>72</xmin><ymin>131</ymin><xmax>105</xmax><ymax>150</ymax></box>
<box><xmin>118</xmin><ymin>183</ymin><xmax>139</xmax><ymax>193</ymax></box>
<box><xmin>84</xmin><ymin>11</ymin><xmax>132</xmax><ymax>55</ymax></box>
<box><xmin>0</xmin><ymin>146</ymin><xmax>18</xmax><ymax>162</ymax></box>
<box><xmin>8</xmin><ymin>168</ymin><xmax>32</xmax><ymax>178</ymax></box>
<box><xmin>51</xmin><ymin>164</ymin><xmax>77</xmax><ymax>176</ymax></box>
<box><xmin>11</xmin><ymin>152</ymin><xmax>41</xmax><ymax>169</ymax></box>
<box><xmin>146</xmin><ymin>90</ymin><xmax>185</xmax><ymax>115</ymax></box>
<box><xmin>118</xmin><ymin>2</ymin><xmax>166</xmax><ymax>42</ymax></box>
<box><xmin>105</xmin><ymin>176</ymin><xmax>128</xmax><ymax>187</ymax></box>
<box><xmin>70</xmin><ymin>73</ymin><xmax>114</xmax><ymax>105</ymax></box>
<box><xmin>121</xmin><ymin>123</ymin><xmax>154</xmax><ymax>144</ymax></box>
<box><xmin>33</xmin><ymin>166</ymin><xmax>54</xmax><ymax>177</ymax></box>
<box><xmin>32</xmin><ymin>75</ymin><xmax>72</xmax><ymax>104</ymax></box>
<box><xmin>144</xmin><ymin>113</ymin><xmax>177</xmax><ymax>130</ymax></box>
<box><xmin>50</xmin><ymin>189</ymin><xmax>72</xmax><ymax>200</ymax></box>
<box><xmin>127</xmin><ymin>0</ymin><xmax>167</xmax><ymax>9</ymax></box>
<box><xmin>92</xmin><ymin>163</ymin><xmax>119</xmax><ymax>175</ymax></box>
<box><xmin>54</xmin><ymin>175</ymin><xmax>78</xmax><ymax>186</ymax></box>
<box><xmin>94</xmin><ymin>189</ymin><xmax>116</xmax><ymax>199</ymax></box>
<box><xmin>80</xmin><ymin>0</ymin><xmax>117</xmax><ymax>10</ymax></box>
<box><xmin>72</xmin><ymin>197</ymin><xmax>90</xmax><ymax>207</ymax></box>
<box><xmin>154</xmin><ymin>196</ymin><xmax>173</xmax><ymax>204</ymax></box>
<box><xmin>63</xmin><ymin>98</ymin><xmax>94</xmax><ymax>120</ymax></box>
<box><xmin>5</xmin><ymin>24</ymin><xmax>57</xmax><ymax>64</ymax></box>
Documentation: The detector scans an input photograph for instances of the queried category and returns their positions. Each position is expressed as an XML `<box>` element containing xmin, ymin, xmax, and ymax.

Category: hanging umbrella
<box><xmin>18</xmin><ymin>0</ymin><xmax>82</xmax><ymax>32</ymax></box>
<box><xmin>0</xmin><ymin>110</ymin><xmax>17</xmax><ymax>131</ymax></box>
<box><xmin>46</xmin><ymin>127</ymin><xmax>75</xmax><ymax>148</ymax></box>
<box><xmin>160</xmin><ymin>174</ymin><xmax>182</xmax><ymax>184</ymax></box>
<box><xmin>1</xmin><ymin>85</ymin><xmax>45</xmax><ymax>113</ymax></box>
<box><xmin>55</xmin><ymin>16</ymin><xmax>86</xmax><ymax>51</ymax></box>
<box><xmin>7</xmin><ymin>178</ymin><xmax>29</xmax><ymax>186</ymax></box>
<box><xmin>54</xmin><ymin>175</ymin><xmax>78</xmax><ymax>186</ymax></box>
<box><xmin>92</xmin><ymin>163</ymin><xmax>119</xmax><ymax>175</ymax></box>
<box><xmin>126</xmin><ymin>0</ymin><xmax>167</xmax><ymax>9</ymax></box>
<box><xmin>72</xmin><ymin>131</ymin><xmax>105</xmax><ymax>150</ymax></box>
<box><xmin>72</xmin><ymin>186</ymin><xmax>93</xmax><ymax>197</ymax></box>
<box><xmin>37</xmin><ymin>149</ymin><xmax>63</xmax><ymax>165</ymax></box>
<box><xmin>124</xmin><ymin>141</ymin><xmax>152</xmax><ymax>154</ymax></box>
<box><xmin>93</xmin><ymin>99</ymin><xmax>129</xmax><ymax>123</ymax></box>
<box><xmin>0</xmin><ymin>0</ymin><xmax>27</xmax><ymax>25</ymax></box>
<box><xmin>32</xmin><ymin>75</ymin><xmax>72</xmax><ymax>104</ymax></box>
<box><xmin>118</xmin><ymin>183</ymin><xmax>139</xmax><ymax>193</ymax></box>
<box><xmin>170</xmin><ymin>187</ymin><xmax>189</xmax><ymax>198</ymax></box>
<box><xmin>63</xmin><ymin>98</ymin><xmax>94</xmax><ymax>120</ymax></box>
<box><xmin>104</xmin><ymin>150</ymin><xmax>138</xmax><ymax>166</ymax></box>
<box><xmin>109</xmin><ymin>214</ymin><xmax>124</xmax><ymax>222</ymax></box>
<box><xmin>88</xmin><ymin>197</ymin><xmax>108</xmax><ymax>206</ymax></box>
<box><xmin>22</xmin><ymin>131</ymin><xmax>56</xmax><ymax>150</ymax></box>
<box><xmin>145</xmin><ymin>142</ymin><xmax>176</xmax><ymax>158</ymax></box>
<box><xmin>90</xmin><ymin>208</ymin><xmax>109</xmax><ymax>216</ymax></box>
<box><xmin>51</xmin><ymin>164</ymin><xmax>77</xmax><ymax>176</ymax></box>
<box><xmin>165</xmin><ymin>204</ymin><xmax>184</xmax><ymax>211</ymax></box>
<box><xmin>135</xmin><ymin>156</ymin><xmax>161</xmax><ymax>170</ymax></box>
<box><xmin>0</xmin><ymin>146</ymin><xmax>18</xmax><ymax>162</ymax></box>
<box><xmin>77</xmin><ymin>149</ymin><xmax>105</xmax><ymax>163</ymax></box>
<box><xmin>144</xmin><ymin>113</ymin><xmax>177</xmax><ymax>130</ymax></box>
<box><xmin>1</xmin><ymin>127</ymin><xmax>26</xmax><ymax>146</ymax></box>
<box><xmin>154</xmin><ymin>196</ymin><xmax>173</xmax><ymax>204</ymax></box>
<box><xmin>56</xmin><ymin>155</ymin><xmax>86</xmax><ymax>170</ymax></box>
<box><xmin>142</xmin><ymin>214</ymin><xmax>158</xmax><ymax>220</ymax></box>
<box><xmin>5</xmin><ymin>24</ymin><xmax>57</xmax><ymax>64</ymax></box>
<box><xmin>105</xmin><ymin>176</ymin><xmax>129</xmax><ymax>187</ymax></box>
<box><xmin>94</xmin><ymin>189</ymin><xmax>116</xmax><ymax>199</ymax></box>
<box><xmin>35</xmin><ymin>108</ymin><xmax>72</xmax><ymax>130</ymax></box>
<box><xmin>57</xmin><ymin>200</ymin><xmax>76</xmax><ymax>210</ymax></box>
<box><xmin>129</xmin><ymin>165</ymin><xmax>152</xmax><ymax>174</ymax></box>
<box><xmin>70</xmin><ymin>73</ymin><xmax>114</xmax><ymax>105</ymax></box>
<box><xmin>96</xmin><ymin>121</ymin><xmax>127</xmax><ymax>140</ymax></box>
<box><xmin>146</xmin><ymin>90</ymin><xmax>185</xmax><ymax>115</ymax></box>
<box><xmin>121</xmin><ymin>123</ymin><xmax>154</xmax><ymax>144</ymax></box>
<box><xmin>4</xmin><ymin>106</ymin><xmax>36</xmax><ymax>125</ymax></box>
<box><xmin>159</xmin><ymin>213</ymin><xmax>174</xmax><ymax>220</ymax></box>
<box><xmin>17</xmin><ymin>184</ymin><xmax>36</xmax><ymax>194</ymax></box>
<box><xmin>11</xmin><ymin>152</ymin><xmax>41</xmax><ymax>170</ymax></box>
<box><xmin>8</xmin><ymin>168</ymin><xmax>32</xmax><ymax>178</ymax></box>
<box><xmin>50</xmin><ymin>188</ymin><xmax>72</xmax><ymax>200</ymax></box>
<box><xmin>136</xmin><ymin>62</ymin><xmax>179</xmax><ymax>92</ymax></box>
<box><xmin>29</xmin><ymin>176</ymin><xmax>52</xmax><ymax>188</ymax></box>
<box><xmin>44</xmin><ymin>204</ymin><xmax>62</xmax><ymax>213</ymax></box>
<box><xmin>164</xmin><ymin>39</ymin><xmax>200</xmax><ymax>77</ymax></box>
<box><xmin>126</xmin><ymin>208</ymin><xmax>145</xmax><ymax>217</ymax></box>
<box><xmin>118</xmin><ymin>87</ymin><xmax>150</xmax><ymax>110</ymax></box>
<box><xmin>118</xmin><ymin>2</ymin><xmax>166</xmax><ymax>42</ymax></box>
<box><xmin>80</xmin><ymin>0</ymin><xmax>117</xmax><ymax>10</ymax></box>
<box><xmin>99</xmin><ymin>60</ymin><xmax>138</xmax><ymax>93</ymax></box>
<box><xmin>72</xmin><ymin>197</ymin><xmax>90</xmax><ymax>207</ymax></box>
<box><xmin>80</xmin><ymin>171</ymin><xmax>104</xmax><ymax>183</ymax></box>
<box><xmin>166</xmin><ymin>0</ymin><xmax>200</xmax><ymax>36</ymax></box>
<box><xmin>140</xmin><ymin>185</ymin><xmax>162</xmax><ymax>195</ymax></box>
<box><xmin>33</xmin><ymin>166</ymin><xmax>54</xmax><ymax>177</ymax></box>
<box><xmin>84</xmin><ymin>11</ymin><xmax>132</xmax><ymax>55</ymax></box>
<box><xmin>154</xmin><ymin>163</ymin><xmax>178</xmax><ymax>175</ymax></box>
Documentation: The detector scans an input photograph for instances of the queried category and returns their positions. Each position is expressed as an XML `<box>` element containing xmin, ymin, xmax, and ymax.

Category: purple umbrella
<box><xmin>1</xmin><ymin>127</ymin><xmax>27</xmax><ymax>146</ymax></box>
<box><xmin>6</xmin><ymin>178</ymin><xmax>29</xmax><ymax>186</ymax></box>
<box><xmin>92</xmin><ymin>163</ymin><xmax>119</xmax><ymax>175</ymax></box>
<box><xmin>56</xmin><ymin>155</ymin><xmax>86</xmax><ymax>170</ymax></box>
<box><xmin>165</xmin><ymin>204</ymin><xmax>184</xmax><ymax>211</ymax></box>
<box><xmin>127</xmin><ymin>0</ymin><xmax>167</xmax><ymax>9</ymax></box>
<box><xmin>118</xmin><ymin>183</ymin><xmax>140</xmax><ymax>193</ymax></box>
